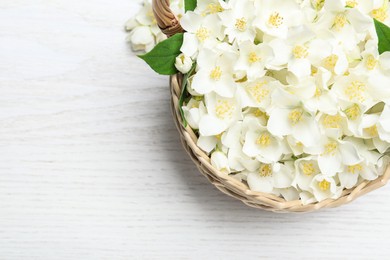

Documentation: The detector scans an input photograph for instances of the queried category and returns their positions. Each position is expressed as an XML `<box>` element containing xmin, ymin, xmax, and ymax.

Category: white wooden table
<box><xmin>1</xmin><ymin>1</ymin><xmax>390</xmax><ymax>259</ymax></box>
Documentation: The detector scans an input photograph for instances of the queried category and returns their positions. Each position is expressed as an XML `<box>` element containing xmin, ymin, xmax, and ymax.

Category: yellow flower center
<box><xmin>348</xmin><ymin>164</ymin><xmax>363</xmax><ymax>174</ymax></box>
<box><xmin>215</xmin><ymin>100</ymin><xmax>235</xmax><ymax>119</ymax></box>
<box><xmin>333</xmin><ymin>14</ymin><xmax>348</xmax><ymax>30</ymax></box>
<box><xmin>364</xmin><ymin>125</ymin><xmax>378</xmax><ymax>137</ymax></box>
<box><xmin>302</xmin><ymin>162</ymin><xmax>316</xmax><ymax>176</ymax></box>
<box><xmin>372</xmin><ymin>6</ymin><xmax>388</xmax><ymax>22</ymax></box>
<box><xmin>323</xmin><ymin>142</ymin><xmax>338</xmax><ymax>156</ymax></box>
<box><xmin>248</xmin><ymin>52</ymin><xmax>261</xmax><ymax>64</ymax></box>
<box><xmin>324</xmin><ymin>54</ymin><xmax>339</xmax><ymax>70</ymax></box>
<box><xmin>215</xmin><ymin>133</ymin><xmax>223</xmax><ymax>140</ymax></box>
<box><xmin>366</xmin><ymin>55</ymin><xmax>378</xmax><ymax>70</ymax></box>
<box><xmin>346</xmin><ymin>0</ymin><xmax>358</xmax><ymax>8</ymax></box>
<box><xmin>268</xmin><ymin>12</ymin><xmax>284</xmax><ymax>27</ymax></box>
<box><xmin>196</xmin><ymin>27</ymin><xmax>210</xmax><ymax>42</ymax></box>
<box><xmin>293</xmin><ymin>45</ymin><xmax>309</xmax><ymax>59</ymax></box>
<box><xmin>256</xmin><ymin>133</ymin><xmax>271</xmax><ymax>147</ymax></box>
<box><xmin>318</xmin><ymin>179</ymin><xmax>331</xmax><ymax>191</ymax></box>
<box><xmin>344</xmin><ymin>104</ymin><xmax>361</xmax><ymax>120</ymax></box>
<box><xmin>345</xmin><ymin>81</ymin><xmax>366</xmax><ymax>103</ymax></box>
<box><xmin>288</xmin><ymin>109</ymin><xmax>304</xmax><ymax>125</ymax></box>
<box><xmin>259</xmin><ymin>164</ymin><xmax>273</xmax><ymax>177</ymax></box>
<box><xmin>235</xmin><ymin>17</ymin><xmax>247</xmax><ymax>32</ymax></box>
<box><xmin>323</xmin><ymin>114</ymin><xmax>343</xmax><ymax>128</ymax></box>
<box><xmin>210</xmin><ymin>66</ymin><xmax>222</xmax><ymax>81</ymax></box>
<box><xmin>206</xmin><ymin>3</ymin><xmax>223</xmax><ymax>15</ymax></box>
<box><xmin>247</xmin><ymin>81</ymin><xmax>270</xmax><ymax>103</ymax></box>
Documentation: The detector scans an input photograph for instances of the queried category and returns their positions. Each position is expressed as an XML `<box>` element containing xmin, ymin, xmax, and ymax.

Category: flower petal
<box><xmin>247</xmin><ymin>172</ymin><xmax>274</xmax><ymax>193</ymax></box>
<box><xmin>199</xmin><ymin>115</ymin><xmax>227</xmax><ymax>136</ymax></box>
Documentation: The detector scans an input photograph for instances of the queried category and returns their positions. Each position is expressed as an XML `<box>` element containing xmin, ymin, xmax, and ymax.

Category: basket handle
<box><xmin>152</xmin><ymin>0</ymin><xmax>184</xmax><ymax>37</ymax></box>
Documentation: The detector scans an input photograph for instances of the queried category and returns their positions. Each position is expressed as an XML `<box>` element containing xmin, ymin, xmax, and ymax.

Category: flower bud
<box><xmin>175</xmin><ymin>53</ymin><xmax>193</xmax><ymax>74</ymax></box>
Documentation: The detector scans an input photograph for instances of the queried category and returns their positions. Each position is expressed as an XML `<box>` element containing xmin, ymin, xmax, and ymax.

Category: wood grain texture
<box><xmin>0</xmin><ymin>1</ymin><xmax>390</xmax><ymax>259</ymax></box>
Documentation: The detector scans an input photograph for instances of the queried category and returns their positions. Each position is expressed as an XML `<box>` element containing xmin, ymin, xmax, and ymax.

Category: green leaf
<box><xmin>179</xmin><ymin>64</ymin><xmax>196</xmax><ymax>127</ymax></box>
<box><xmin>138</xmin><ymin>33</ymin><xmax>184</xmax><ymax>75</ymax></box>
<box><xmin>184</xmin><ymin>0</ymin><xmax>197</xmax><ymax>12</ymax></box>
<box><xmin>374</xmin><ymin>19</ymin><xmax>390</xmax><ymax>54</ymax></box>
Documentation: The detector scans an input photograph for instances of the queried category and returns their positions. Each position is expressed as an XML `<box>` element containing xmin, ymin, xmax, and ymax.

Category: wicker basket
<box><xmin>152</xmin><ymin>0</ymin><xmax>390</xmax><ymax>213</ymax></box>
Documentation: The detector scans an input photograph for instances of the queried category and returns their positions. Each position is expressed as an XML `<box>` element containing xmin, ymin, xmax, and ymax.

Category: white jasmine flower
<box><xmin>293</xmin><ymin>157</ymin><xmax>320</xmax><ymax>191</ymax></box>
<box><xmin>253</xmin><ymin>0</ymin><xmax>304</xmax><ymax>39</ymax></box>
<box><xmin>238</xmin><ymin>77</ymin><xmax>281</xmax><ymax>109</ymax></box>
<box><xmin>270</xmin><ymin>26</ymin><xmax>317</xmax><ymax>78</ymax></box>
<box><xmin>198</xmin><ymin>92</ymin><xmax>242</xmax><ymax>136</ymax></box>
<box><xmin>310</xmin><ymin>175</ymin><xmax>342</xmax><ymax>202</ymax></box>
<box><xmin>234</xmin><ymin>41</ymin><xmax>274</xmax><ymax>81</ymax></box>
<box><xmin>219</xmin><ymin>0</ymin><xmax>257</xmax><ymax>43</ymax></box>
<box><xmin>267</xmin><ymin>89</ymin><xmax>321</xmax><ymax>147</ymax></box>
<box><xmin>319</xmin><ymin>1</ymin><xmax>373</xmax><ymax>50</ymax></box>
<box><xmin>331</xmin><ymin>73</ymin><xmax>377</xmax><ymax>108</ymax></box>
<box><xmin>180</xmin><ymin>12</ymin><xmax>224</xmax><ymax>57</ymax></box>
<box><xmin>243</xmin><ymin>122</ymin><xmax>285</xmax><ymax>163</ymax></box>
<box><xmin>175</xmin><ymin>54</ymin><xmax>193</xmax><ymax>74</ymax></box>
<box><xmin>317</xmin><ymin>112</ymin><xmax>350</xmax><ymax>139</ymax></box>
<box><xmin>247</xmin><ymin>163</ymin><xmax>294</xmax><ymax>193</ymax></box>
<box><xmin>192</xmin><ymin>48</ymin><xmax>238</xmax><ymax>97</ymax></box>
<box><xmin>317</xmin><ymin>137</ymin><xmax>361</xmax><ymax>176</ymax></box>
<box><xmin>354</xmin><ymin>40</ymin><xmax>387</xmax><ymax>73</ymax></box>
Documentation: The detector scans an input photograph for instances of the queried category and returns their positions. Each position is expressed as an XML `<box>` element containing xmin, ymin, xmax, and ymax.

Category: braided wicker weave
<box><xmin>153</xmin><ymin>0</ymin><xmax>390</xmax><ymax>212</ymax></box>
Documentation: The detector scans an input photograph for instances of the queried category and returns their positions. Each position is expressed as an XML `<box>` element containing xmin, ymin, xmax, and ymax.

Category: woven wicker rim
<box><xmin>153</xmin><ymin>0</ymin><xmax>390</xmax><ymax>212</ymax></box>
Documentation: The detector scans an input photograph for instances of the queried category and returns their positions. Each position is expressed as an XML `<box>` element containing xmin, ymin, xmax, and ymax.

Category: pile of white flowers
<box><xmin>125</xmin><ymin>0</ymin><xmax>184</xmax><ymax>52</ymax></box>
<box><xmin>131</xmin><ymin>0</ymin><xmax>390</xmax><ymax>204</ymax></box>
